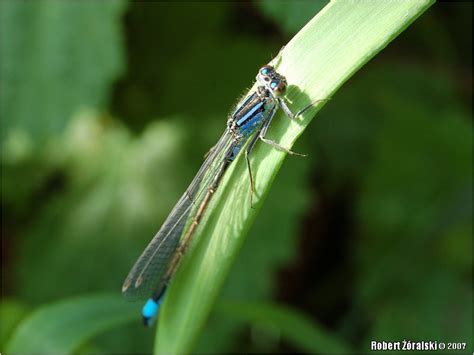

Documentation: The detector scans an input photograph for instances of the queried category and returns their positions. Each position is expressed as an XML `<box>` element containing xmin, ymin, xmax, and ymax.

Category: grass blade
<box><xmin>6</xmin><ymin>294</ymin><xmax>137</xmax><ymax>354</ymax></box>
<box><xmin>155</xmin><ymin>1</ymin><xmax>434</xmax><ymax>353</ymax></box>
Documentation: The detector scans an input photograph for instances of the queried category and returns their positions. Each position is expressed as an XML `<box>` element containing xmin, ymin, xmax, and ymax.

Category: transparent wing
<box><xmin>122</xmin><ymin>129</ymin><xmax>234</xmax><ymax>301</ymax></box>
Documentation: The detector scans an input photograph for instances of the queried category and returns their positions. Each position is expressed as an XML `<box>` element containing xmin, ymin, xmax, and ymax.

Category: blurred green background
<box><xmin>1</xmin><ymin>1</ymin><xmax>472</xmax><ymax>354</ymax></box>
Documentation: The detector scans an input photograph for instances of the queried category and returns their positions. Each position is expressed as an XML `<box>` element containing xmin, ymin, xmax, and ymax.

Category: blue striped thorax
<box><xmin>226</xmin><ymin>65</ymin><xmax>288</xmax><ymax>161</ymax></box>
<box><xmin>229</xmin><ymin>66</ymin><xmax>287</xmax><ymax>135</ymax></box>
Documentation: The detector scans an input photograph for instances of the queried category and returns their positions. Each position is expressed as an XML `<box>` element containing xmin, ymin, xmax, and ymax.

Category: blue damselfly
<box><xmin>122</xmin><ymin>64</ymin><xmax>315</xmax><ymax>326</ymax></box>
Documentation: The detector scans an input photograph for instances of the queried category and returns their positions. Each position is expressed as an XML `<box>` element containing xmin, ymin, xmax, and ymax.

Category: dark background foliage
<box><xmin>1</xmin><ymin>1</ymin><xmax>471</xmax><ymax>353</ymax></box>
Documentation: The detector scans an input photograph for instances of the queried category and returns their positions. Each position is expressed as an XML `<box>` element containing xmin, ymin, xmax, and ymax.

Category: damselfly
<box><xmin>122</xmin><ymin>64</ymin><xmax>315</xmax><ymax>326</ymax></box>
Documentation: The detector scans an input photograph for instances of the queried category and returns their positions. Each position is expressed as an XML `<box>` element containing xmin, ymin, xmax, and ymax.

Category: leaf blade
<box><xmin>155</xmin><ymin>1</ymin><xmax>434</xmax><ymax>353</ymax></box>
<box><xmin>6</xmin><ymin>294</ymin><xmax>138</xmax><ymax>354</ymax></box>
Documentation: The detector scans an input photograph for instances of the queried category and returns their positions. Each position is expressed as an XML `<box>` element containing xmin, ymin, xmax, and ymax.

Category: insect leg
<box><xmin>245</xmin><ymin>130</ymin><xmax>262</xmax><ymax>208</ymax></box>
<box><xmin>259</xmin><ymin>106</ymin><xmax>307</xmax><ymax>156</ymax></box>
<box><xmin>278</xmin><ymin>97</ymin><xmax>330</xmax><ymax>120</ymax></box>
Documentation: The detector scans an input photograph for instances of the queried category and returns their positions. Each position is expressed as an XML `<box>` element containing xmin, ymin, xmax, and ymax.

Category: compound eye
<box><xmin>260</xmin><ymin>65</ymin><xmax>273</xmax><ymax>76</ymax></box>
<box><xmin>270</xmin><ymin>80</ymin><xmax>286</xmax><ymax>95</ymax></box>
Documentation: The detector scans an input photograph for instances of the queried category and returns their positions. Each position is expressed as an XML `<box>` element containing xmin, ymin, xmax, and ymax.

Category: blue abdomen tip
<box><xmin>142</xmin><ymin>298</ymin><xmax>160</xmax><ymax>319</ymax></box>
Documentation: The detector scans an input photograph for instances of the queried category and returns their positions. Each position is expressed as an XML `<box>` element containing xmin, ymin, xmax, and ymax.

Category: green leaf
<box><xmin>0</xmin><ymin>0</ymin><xmax>126</xmax><ymax>150</ymax></box>
<box><xmin>5</xmin><ymin>294</ymin><xmax>138</xmax><ymax>354</ymax></box>
<box><xmin>154</xmin><ymin>1</ymin><xmax>434</xmax><ymax>353</ymax></box>
<box><xmin>193</xmin><ymin>151</ymin><xmax>312</xmax><ymax>353</ymax></box>
<box><xmin>216</xmin><ymin>301</ymin><xmax>351</xmax><ymax>353</ymax></box>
